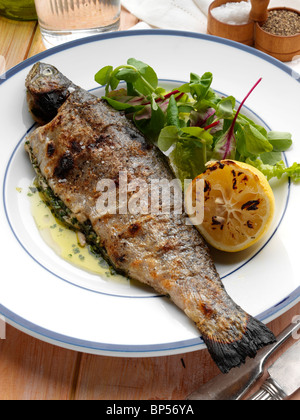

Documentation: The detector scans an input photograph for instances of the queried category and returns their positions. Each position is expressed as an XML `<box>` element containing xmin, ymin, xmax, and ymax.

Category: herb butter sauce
<box><xmin>28</xmin><ymin>186</ymin><xmax>128</xmax><ymax>284</ymax></box>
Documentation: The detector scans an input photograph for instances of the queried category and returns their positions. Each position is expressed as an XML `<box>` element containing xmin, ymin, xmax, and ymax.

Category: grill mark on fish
<box><xmin>46</xmin><ymin>142</ymin><xmax>55</xmax><ymax>158</ymax></box>
<box><xmin>25</xmin><ymin>63</ymin><xmax>276</xmax><ymax>373</ymax></box>
<box><xmin>54</xmin><ymin>153</ymin><xmax>75</xmax><ymax>179</ymax></box>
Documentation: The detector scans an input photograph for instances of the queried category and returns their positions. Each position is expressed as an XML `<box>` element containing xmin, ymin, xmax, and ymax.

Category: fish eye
<box><xmin>42</xmin><ymin>67</ymin><xmax>54</xmax><ymax>76</ymax></box>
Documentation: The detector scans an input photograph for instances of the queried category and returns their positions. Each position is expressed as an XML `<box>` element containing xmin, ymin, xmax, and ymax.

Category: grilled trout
<box><xmin>25</xmin><ymin>62</ymin><xmax>275</xmax><ymax>373</ymax></box>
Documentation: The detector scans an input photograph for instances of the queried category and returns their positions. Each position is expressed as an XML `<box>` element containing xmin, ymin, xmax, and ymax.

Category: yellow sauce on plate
<box><xmin>28</xmin><ymin>186</ymin><xmax>128</xmax><ymax>284</ymax></box>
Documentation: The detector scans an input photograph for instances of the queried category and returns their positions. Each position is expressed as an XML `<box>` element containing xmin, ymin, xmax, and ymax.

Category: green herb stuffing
<box><xmin>27</xmin><ymin>144</ymin><xmax>117</xmax><ymax>275</ymax></box>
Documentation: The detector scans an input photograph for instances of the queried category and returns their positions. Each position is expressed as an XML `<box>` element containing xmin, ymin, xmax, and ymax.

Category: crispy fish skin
<box><xmin>25</xmin><ymin>63</ymin><xmax>276</xmax><ymax>373</ymax></box>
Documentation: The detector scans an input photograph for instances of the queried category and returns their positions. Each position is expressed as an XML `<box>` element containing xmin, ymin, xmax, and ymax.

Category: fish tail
<box><xmin>202</xmin><ymin>315</ymin><xmax>276</xmax><ymax>374</ymax></box>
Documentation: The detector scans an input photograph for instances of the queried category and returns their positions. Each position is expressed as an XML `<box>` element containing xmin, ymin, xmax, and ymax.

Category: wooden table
<box><xmin>0</xmin><ymin>7</ymin><xmax>300</xmax><ymax>401</ymax></box>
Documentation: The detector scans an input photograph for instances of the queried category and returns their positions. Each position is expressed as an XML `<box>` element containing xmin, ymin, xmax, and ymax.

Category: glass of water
<box><xmin>34</xmin><ymin>0</ymin><xmax>121</xmax><ymax>49</ymax></box>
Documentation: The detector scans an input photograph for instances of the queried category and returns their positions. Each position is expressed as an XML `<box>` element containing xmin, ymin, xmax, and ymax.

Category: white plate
<box><xmin>0</xmin><ymin>30</ymin><xmax>299</xmax><ymax>357</ymax></box>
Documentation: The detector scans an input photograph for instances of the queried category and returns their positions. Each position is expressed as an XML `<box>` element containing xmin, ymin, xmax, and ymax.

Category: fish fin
<box><xmin>202</xmin><ymin>315</ymin><xmax>276</xmax><ymax>374</ymax></box>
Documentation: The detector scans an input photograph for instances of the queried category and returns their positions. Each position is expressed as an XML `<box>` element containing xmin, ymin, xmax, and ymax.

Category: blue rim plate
<box><xmin>0</xmin><ymin>30</ymin><xmax>299</xmax><ymax>357</ymax></box>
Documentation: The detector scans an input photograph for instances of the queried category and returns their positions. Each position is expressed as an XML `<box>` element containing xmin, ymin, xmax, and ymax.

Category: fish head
<box><xmin>26</xmin><ymin>62</ymin><xmax>69</xmax><ymax>94</ymax></box>
<box><xmin>25</xmin><ymin>62</ymin><xmax>75</xmax><ymax>125</ymax></box>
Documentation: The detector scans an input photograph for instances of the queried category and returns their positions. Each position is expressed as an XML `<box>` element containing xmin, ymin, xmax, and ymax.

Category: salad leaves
<box><xmin>95</xmin><ymin>58</ymin><xmax>299</xmax><ymax>185</ymax></box>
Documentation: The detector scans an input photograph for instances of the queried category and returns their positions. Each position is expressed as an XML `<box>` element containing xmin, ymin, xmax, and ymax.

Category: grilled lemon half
<box><xmin>185</xmin><ymin>160</ymin><xmax>275</xmax><ymax>252</ymax></box>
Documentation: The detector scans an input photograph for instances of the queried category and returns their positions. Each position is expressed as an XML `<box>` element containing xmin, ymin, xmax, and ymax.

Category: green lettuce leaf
<box><xmin>247</xmin><ymin>158</ymin><xmax>300</xmax><ymax>182</ymax></box>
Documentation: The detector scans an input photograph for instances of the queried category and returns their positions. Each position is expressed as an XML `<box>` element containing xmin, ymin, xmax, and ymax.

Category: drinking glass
<box><xmin>34</xmin><ymin>0</ymin><xmax>121</xmax><ymax>49</ymax></box>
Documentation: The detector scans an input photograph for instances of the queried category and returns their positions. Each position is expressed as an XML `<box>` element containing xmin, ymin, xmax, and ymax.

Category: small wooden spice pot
<box><xmin>255</xmin><ymin>8</ymin><xmax>300</xmax><ymax>62</ymax></box>
<box><xmin>207</xmin><ymin>0</ymin><xmax>255</xmax><ymax>46</ymax></box>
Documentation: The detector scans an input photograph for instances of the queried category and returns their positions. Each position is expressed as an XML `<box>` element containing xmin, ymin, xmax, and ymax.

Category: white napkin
<box><xmin>193</xmin><ymin>0</ymin><xmax>213</xmax><ymax>15</ymax></box>
<box><xmin>121</xmin><ymin>0</ymin><xmax>209</xmax><ymax>33</ymax></box>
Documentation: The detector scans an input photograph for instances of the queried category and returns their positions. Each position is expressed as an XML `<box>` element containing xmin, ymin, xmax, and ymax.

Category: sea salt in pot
<box><xmin>207</xmin><ymin>0</ymin><xmax>254</xmax><ymax>46</ymax></box>
<box><xmin>211</xmin><ymin>1</ymin><xmax>251</xmax><ymax>25</ymax></box>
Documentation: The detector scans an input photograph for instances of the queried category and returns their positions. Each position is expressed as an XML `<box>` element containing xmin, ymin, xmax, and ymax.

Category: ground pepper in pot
<box><xmin>261</xmin><ymin>9</ymin><xmax>300</xmax><ymax>36</ymax></box>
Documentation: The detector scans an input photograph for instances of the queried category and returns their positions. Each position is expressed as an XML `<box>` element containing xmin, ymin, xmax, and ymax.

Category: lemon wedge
<box><xmin>185</xmin><ymin>160</ymin><xmax>275</xmax><ymax>252</ymax></box>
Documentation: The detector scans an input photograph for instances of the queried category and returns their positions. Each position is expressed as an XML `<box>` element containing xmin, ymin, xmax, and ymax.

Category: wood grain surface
<box><xmin>0</xmin><ymin>7</ymin><xmax>299</xmax><ymax>401</ymax></box>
